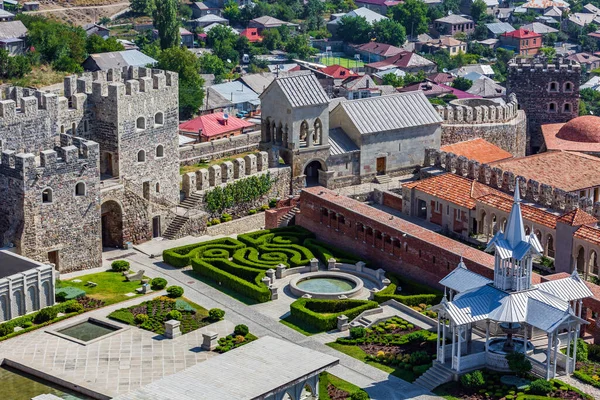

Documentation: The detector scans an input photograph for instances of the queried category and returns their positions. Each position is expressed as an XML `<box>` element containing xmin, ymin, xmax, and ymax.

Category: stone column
<box><xmin>266</xmin><ymin>269</ymin><xmax>276</xmax><ymax>284</ymax></box>
<box><xmin>337</xmin><ymin>315</ymin><xmax>349</xmax><ymax>331</ymax></box>
<box><xmin>202</xmin><ymin>331</ymin><xmax>218</xmax><ymax>350</ymax></box>
<box><xmin>328</xmin><ymin>258</ymin><xmax>336</xmax><ymax>270</ymax></box>
<box><xmin>275</xmin><ymin>264</ymin><xmax>286</xmax><ymax>279</ymax></box>
<box><xmin>566</xmin><ymin>324</ymin><xmax>572</xmax><ymax>375</ymax></box>
<box><xmin>310</xmin><ymin>258</ymin><xmax>319</xmax><ymax>272</ymax></box>
<box><xmin>270</xmin><ymin>286</ymin><xmax>278</xmax><ymax>300</ymax></box>
<box><xmin>164</xmin><ymin>320</ymin><xmax>181</xmax><ymax>339</ymax></box>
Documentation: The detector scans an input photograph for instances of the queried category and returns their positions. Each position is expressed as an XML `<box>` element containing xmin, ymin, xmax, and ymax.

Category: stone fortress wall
<box><xmin>424</xmin><ymin>148</ymin><xmax>600</xmax><ymax>215</ymax></box>
<box><xmin>437</xmin><ymin>94</ymin><xmax>527</xmax><ymax>157</ymax></box>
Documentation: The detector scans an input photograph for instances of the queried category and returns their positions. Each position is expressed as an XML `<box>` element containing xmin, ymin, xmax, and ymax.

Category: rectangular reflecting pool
<box><xmin>0</xmin><ymin>366</ymin><xmax>92</xmax><ymax>400</ymax></box>
<box><xmin>50</xmin><ymin>318</ymin><xmax>124</xmax><ymax>345</ymax></box>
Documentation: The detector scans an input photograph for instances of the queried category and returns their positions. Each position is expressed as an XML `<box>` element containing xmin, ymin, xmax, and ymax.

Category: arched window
<box><xmin>155</xmin><ymin>112</ymin><xmax>164</xmax><ymax>126</ymax></box>
<box><xmin>137</xmin><ymin>150</ymin><xmax>146</xmax><ymax>162</ymax></box>
<box><xmin>313</xmin><ymin>118</ymin><xmax>323</xmax><ymax>145</ymax></box>
<box><xmin>548</xmin><ymin>82</ymin><xmax>559</xmax><ymax>92</ymax></box>
<box><xmin>42</xmin><ymin>188</ymin><xmax>52</xmax><ymax>203</ymax></box>
<box><xmin>156</xmin><ymin>145</ymin><xmax>164</xmax><ymax>158</ymax></box>
<box><xmin>548</xmin><ymin>102</ymin><xmax>557</xmax><ymax>112</ymax></box>
<box><xmin>136</xmin><ymin>117</ymin><xmax>146</xmax><ymax>130</ymax></box>
<box><xmin>60</xmin><ymin>125</ymin><xmax>65</xmax><ymax>134</ymax></box>
<box><xmin>156</xmin><ymin>182</ymin><xmax>160</xmax><ymax>193</ymax></box>
<box><xmin>564</xmin><ymin>81</ymin><xmax>573</xmax><ymax>92</ymax></box>
<box><xmin>75</xmin><ymin>182</ymin><xmax>86</xmax><ymax>196</ymax></box>
<box><xmin>564</xmin><ymin>103</ymin><xmax>572</xmax><ymax>113</ymax></box>
<box><xmin>300</xmin><ymin>120</ymin><xmax>308</xmax><ymax>142</ymax></box>
<box><xmin>84</xmin><ymin>120</ymin><xmax>89</xmax><ymax>132</ymax></box>
<box><xmin>71</xmin><ymin>122</ymin><xmax>76</xmax><ymax>134</ymax></box>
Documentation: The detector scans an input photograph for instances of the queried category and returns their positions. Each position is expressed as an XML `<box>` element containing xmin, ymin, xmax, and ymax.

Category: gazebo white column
<box><xmin>546</xmin><ymin>332</ymin><xmax>552</xmax><ymax>380</ymax></box>
<box><xmin>485</xmin><ymin>320</ymin><xmax>490</xmax><ymax>354</ymax></box>
<box><xmin>573</xmin><ymin>324</ymin><xmax>580</xmax><ymax>364</ymax></box>
<box><xmin>451</xmin><ymin>323</ymin><xmax>456</xmax><ymax>370</ymax></box>
<box><xmin>566</xmin><ymin>324</ymin><xmax>572</xmax><ymax>375</ymax></box>
<box><xmin>457</xmin><ymin>326</ymin><xmax>462</xmax><ymax>373</ymax></box>
<box><xmin>436</xmin><ymin>313</ymin><xmax>441</xmax><ymax>362</ymax></box>
<box><xmin>578</xmin><ymin>299</ymin><xmax>583</xmax><ymax>318</ymax></box>
<box><xmin>442</xmin><ymin>315</ymin><xmax>447</xmax><ymax>363</ymax></box>
<box><xmin>552</xmin><ymin>331</ymin><xmax>559</xmax><ymax>378</ymax></box>
<box><xmin>522</xmin><ymin>323</ymin><xmax>527</xmax><ymax>353</ymax></box>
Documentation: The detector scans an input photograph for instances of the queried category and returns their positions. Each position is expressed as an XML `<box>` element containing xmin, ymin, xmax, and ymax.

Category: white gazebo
<box><xmin>432</xmin><ymin>185</ymin><xmax>592</xmax><ymax>379</ymax></box>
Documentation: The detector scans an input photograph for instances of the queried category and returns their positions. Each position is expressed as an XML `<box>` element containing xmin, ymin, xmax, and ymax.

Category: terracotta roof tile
<box><xmin>574</xmin><ymin>225</ymin><xmax>600</xmax><ymax>246</ymax></box>
<box><xmin>557</xmin><ymin>208</ymin><xmax>598</xmax><ymax>226</ymax></box>
<box><xmin>441</xmin><ymin>139</ymin><xmax>514</xmax><ymax>164</ymax></box>
<box><xmin>179</xmin><ymin>112</ymin><xmax>254</xmax><ymax>138</ymax></box>
<box><xmin>477</xmin><ymin>193</ymin><xmax>559</xmax><ymax>229</ymax></box>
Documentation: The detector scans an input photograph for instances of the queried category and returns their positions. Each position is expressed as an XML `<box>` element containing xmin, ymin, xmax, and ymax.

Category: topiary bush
<box><xmin>111</xmin><ymin>260</ymin><xmax>130</xmax><ymax>272</ymax></box>
<box><xmin>506</xmin><ymin>351</ymin><xmax>532</xmax><ymax>376</ymax></box>
<box><xmin>166</xmin><ymin>310</ymin><xmax>182</xmax><ymax>321</ymax></box>
<box><xmin>528</xmin><ymin>379</ymin><xmax>553</xmax><ymax>395</ymax></box>
<box><xmin>234</xmin><ymin>324</ymin><xmax>249</xmax><ymax>336</ymax></box>
<box><xmin>248</xmin><ymin>209</ymin><xmax>257</xmax><ymax>215</ymax></box>
<box><xmin>461</xmin><ymin>370</ymin><xmax>486</xmax><ymax>388</ymax></box>
<box><xmin>34</xmin><ymin>307</ymin><xmax>58</xmax><ymax>324</ymax></box>
<box><xmin>350</xmin><ymin>391</ymin><xmax>369</xmax><ymax>400</ymax></box>
<box><xmin>151</xmin><ymin>277</ymin><xmax>168</xmax><ymax>290</ymax></box>
<box><xmin>134</xmin><ymin>314</ymin><xmax>149</xmax><ymax>324</ymax></box>
<box><xmin>372</xmin><ymin>272</ymin><xmax>442</xmax><ymax>307</ymax></box>
<box><xmin>350</xmin><ymin>327</ymin><xmax>367</xmax><ymax>339</ymax></box>
<box><xmin>220</xmin><ymin>213</ymin><xmax>232</xmax><ymax>223</ymax></box>
<box><xmin>290</xmin><ymin>298</ymin><xmax>379</xmax><ymax>331</ymax></box>
<box><xmin>269</xmin><ymin>198</ymin><xmax>278</xmax><ymax>208</ymax></box>
<box><xmin>65</xmin><ymin>302</ymin><xmax>84</xmax><ymax>313</ymax></box>
<box><xmin>55</xmin><ymin>291</ymin><xmax>68</xmax><ymax>303</ymax></box>
<box><xmin>208</xmin><ymin>308</ymin><xmax>225</xmax><ymax>321</ymax></box>
<box><xmin>166</xmin><ymin>286</ymin><xmax>184</xmax><ymax>298</ymax></box>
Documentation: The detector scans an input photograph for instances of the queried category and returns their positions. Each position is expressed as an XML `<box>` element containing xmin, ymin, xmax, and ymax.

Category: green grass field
<box><xmin>58</xmin><ymin>270</ymin><xmax>147</xmax><ymax>306</ymax></box>
<box><xmin>319</xmin><ymin>372</ymin><xmax>370</xmax><ymax>399</ymax></box>
<box><xmin>316</xmin><ymin>56</ymin><xmax>364</xmax><ymax>68</ymax></box>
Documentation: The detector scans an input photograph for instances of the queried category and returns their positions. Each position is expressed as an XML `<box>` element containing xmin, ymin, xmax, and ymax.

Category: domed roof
<box><xmin>556</xmin><ymin>116</ymin><xmax>600</xmax><ymax>143</ymax></box>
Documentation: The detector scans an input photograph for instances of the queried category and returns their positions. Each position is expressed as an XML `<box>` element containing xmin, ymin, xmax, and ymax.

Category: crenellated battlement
<box><xmin>0</xmin><ymin>135</ymin><xmax>99</xmax><ymax>177</ymax></box>
<box><xmin>508</xmin><ymin>57</ymin><xmax>581</xmax><ymax>73</ymax></box>
<box><xmin>437</xmin><ymin>94</ymin><xmax>519</xmax><ymax>125</ymax></box>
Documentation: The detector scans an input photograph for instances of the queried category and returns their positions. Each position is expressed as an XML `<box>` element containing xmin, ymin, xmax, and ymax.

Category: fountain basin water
<box><xmin>290</xmin><ymin>272</ymin><xmax>363</xmax><ymax>299</ymax></box>
<box><xmin>488</xmin><ymin>337</ymin><xmax>534</xmax><ymax>354</ymax></box>
<box><xmin>48</xmin><ymin>318</ymin><xmax>124</xmax><ymax>345</ymax></box>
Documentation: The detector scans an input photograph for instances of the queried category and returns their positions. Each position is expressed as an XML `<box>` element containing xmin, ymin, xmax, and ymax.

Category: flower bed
<box><xmin>319</xmin><ymin>372</ymin><xmax>370</xmax><ymax>400</ymax></box>
<box><xmin>290</xmin><ymin>298</ymin><xmax>379</xmax><ymax>332</ymax></box>
<box><xmin>108</xmin><ymin>296</ymin><xmax>210</xmax><ymax>335</ymax></box>
<box><xmin>373</xmin><ymin>272</ymin><xmax>443</xmax><ymax>317</ymax></box>
<box><xmin>215</xmin><ymin>325</ymin><xmax>258</xmax><ymax>353</ymax></box>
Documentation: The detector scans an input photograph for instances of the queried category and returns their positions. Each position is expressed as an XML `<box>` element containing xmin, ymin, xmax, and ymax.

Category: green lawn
<box><xmin>319</xmin><ymin>372</ymin><xmax>370</xmax><ymax>400</ymax></box>
<box><xmin>316</xmin><ymin>56</ymin><xmax>364</xmax><ymax>68</ymax></box>
<box><xmin>326</xmin><ymin>342</ymin><xmax>416</xmax><ymax>383</ymax></box>
<box><xmin>279</xmin><ymin>315</ymin><xmax>323</xmax><ymax>336</ymax></box>
<box><xmin>57</xmin><ymin>270</ymin><xmax>147</xmax><ymax>306</ymax></box>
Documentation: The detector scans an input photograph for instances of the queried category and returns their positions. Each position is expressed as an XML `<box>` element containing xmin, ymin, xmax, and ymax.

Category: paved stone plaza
<box><xmin>0</xmin><ymin>239</ymin><xmax>439</xmax><ymax>400</ymax></box>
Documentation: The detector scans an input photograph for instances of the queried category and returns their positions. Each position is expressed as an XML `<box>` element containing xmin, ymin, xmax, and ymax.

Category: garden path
<box><xmin>559</xmin><ymin>375</ymin><xmax>600</xmax><ymax>399</ymax></box>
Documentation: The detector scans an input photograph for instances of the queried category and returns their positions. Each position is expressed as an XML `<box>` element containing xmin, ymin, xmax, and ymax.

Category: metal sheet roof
<box><xmin>439</xmin><ymin>263</ymin><xmax>492</xmax><ymax>293</ymax></box>
<box><xmin>270</xmin><ymin>73</ymin><xmax>330</xmax><ymax>108</ymax></box>
<box><xmin>88</xmin><ymin>50</ymin><xmax>157</xmax><ymax>70</ymax></box>
<box><xmin>329</xmin><ymin>128</ymin><xmax>360</xmax><ymax>155</ymax></box>
<box><xmin>336</xmin><ymin>92</ymin><xmax>443</xmax><ymax>135</ymax></box>
<box><xmin>210</xmin><ymin>81</ymin><xmax>260</xmax><ymax>106</ymax></box>
<box><xmin>534</xmin><ymin>272</ymin><xmax>594</xmax><ymax>301</ymax></box>
<box><xmin>486</xmin><ymin>22</ymin><xmax>515</xmax><ymax>35</ymax></box>
<box><xmin>0</xmin><ymin>21</ymin><xmax>27</xmax><ymax>40</ymax></box>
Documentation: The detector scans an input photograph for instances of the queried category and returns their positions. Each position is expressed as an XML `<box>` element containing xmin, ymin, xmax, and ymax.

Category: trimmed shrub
<box><xmin>55</xmin><ymin>291</ymin><xmax>68</xmax><ymax>303</ymax></box>
<box><xmin>234</xmin><ymin>324</ymin><xmax>249</xmax><ymax>336</ymax></box>
<box><xmin>134</xmin><ymin>314</ymin><xmax>149</xmax><ymax>324</ymax></box>
<box><xmin>65</xmin><ymin>302</ymin><xmax>84</xmax><ymax>313</ymax></box>
<box><xmin>248</xmin><ymin>209</ymin><xmax>257</xmax><ymax>215</ymax></box>
<box><xmin>588</xmin><ymin>343</ymin><xmax>600</xmax><ymax>362</ymax></box>
<box><xmin>290</xmin><ymin>298</ymin><xmax>378</xmax><ymax>331</ymax></box>
<box><xmin>150</xmin><ymin>277</ymin><xmax>168</xmax><ymax>290</ymax></box>
<box><xmin>108</xmin><ymin>309</ymin><xmax>135</xmax><ymax>325</ymax></box>
<box><xmin>412</xmin><ymin>364</ymin><xmax>431</xmax><ymax>376</ymax></box>
<box><xmin>461</xmin><ymin>370</ymin><xmax>486</xmax><ymax>388</ymax></box>
<box><xmin>0</xmin><ymin>324</ymin><xmax>13</xmax><ymax>336</ymax></box>
<box><xmin>205</xmin><ymin>173</ymin><xmax>272</xmax><ymax>213</ymax></box>
<box><xmin>569</xmin><ymin>338</ymin><xmax>588</xmax><ymax>362</ymax></box>
<box><xmin>221</xmin><ymin>213</ymin><xmax>232</xmax><ymax>223</ymax></box>
<box><xmin>208</xmin><ymin>308</ymin><xmax>225</xmax><ymax>321</ymax></box>
<box><xmin>506</xmin><ymin>352</ymin><xmax>532</xmax><ymax>376</ymax></box>
<box><xmin>373</xmin><ymin>272</ymin><xmax>442</xmax><ymax>306</ymax></box>
<box><xmin>166</xmin><ymin>286</ymin><xmax>184</xmax><ymax>298</ymax></box>
<box><xmin>162</xmin><ymin>237</ymin><xmax>245</xmax><ymax>268</ymax></box>
<box><xmin>350</xmin><ymin>327</ymin><xmax>367</xmax><ymax>339</ymax></box>
<box><xmin>111</xmin><ymin>260</ymin><xmax>130</xmax><ymax>272</ymax></box>
<box><xmin>21</xmin><ymin>321</ymin><xmax>33</xmax><ymax>328</ymax></box>
<box><xmin>211</xmin><ymin>218</ymin><xmax>221</xmax><ymax>225</ymax></box>
<box><xmin>34</xmin><ymin>307</ymin><xmax>58</xmax><ymax>324</ymax></box>
<box><xmin>166</xmin><ymin>310</ymin><xmax>182</xmax><ymax>321</ymax></box>
<box><xmin>350</xmin><ymin>391</ymin><xmax>369</xmax><ymax>400</ymax></box>
<box><xmin>269</xmin><ymin>198</ymin><xmax>278</xmax><ymax>208</ymax></box>
<box><xmin>528</xmin><ymin>379</ymin><xmax>553</xmax><ymax>395</ymax></box>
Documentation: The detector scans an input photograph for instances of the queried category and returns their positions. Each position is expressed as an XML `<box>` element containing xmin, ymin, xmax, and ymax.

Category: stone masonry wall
<box><xmin>179</xmin><ymin>131</ymin><xmax>261</xmax><ymax>165</ymax></box>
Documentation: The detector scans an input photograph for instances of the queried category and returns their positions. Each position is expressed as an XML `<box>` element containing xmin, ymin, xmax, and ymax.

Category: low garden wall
<box><xmin>178</xmin><ymin>131</ymin><xmax>261</xmax><ymax>166</ymax></box>
<box><xmin>206</xmin><ymin>213</ymin><xmax>265</xmax><ymax>236</ymax></box>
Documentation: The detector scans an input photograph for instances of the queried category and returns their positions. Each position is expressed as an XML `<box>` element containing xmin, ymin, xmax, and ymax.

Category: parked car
<box><xmin>236</xmin><ymin>110</ymin><xmax>249</xmax><ymax>118</ymax></box>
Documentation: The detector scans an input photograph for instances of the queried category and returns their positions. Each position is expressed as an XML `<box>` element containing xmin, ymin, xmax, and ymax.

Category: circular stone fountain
<box><xmin>290</xmin><ymin>272</ymin><xmax>364</xmax><ymax>299</ymax></box>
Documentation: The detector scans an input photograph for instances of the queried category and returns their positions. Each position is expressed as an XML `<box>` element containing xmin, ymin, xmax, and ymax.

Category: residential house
<box><xmin>203</xmin><ymin>81</ymin><xmax>261</xmax><ymax>115</ymax></box>
<box><xmin>461</xmin><ymin>0</ymin><xmax>499</xmax><ymax>16</ymax></box>
<box><xmin>485</xmin><ymin>22</ymin><xmax>515</xmax><ymax>38</ymax></box>
<box><xmin>22</xmin><ymin>2</ymin><xmax>39</xmax><ymax>11</ymax></box>
<box><xmin>83</xmin><ymin>23</ymin><xmax>110</xmax><ymax>38</ymax></box>
<box><xmin>354</xmin><ymin>42</ymin><xmax>403</xmax><ymax>63</ymax></box>
<box><xmin>500</xmin><ymin>28</ymin><xmax>542</xmax><ymax>56</ymax></box>
<box><xmin>179</xmin><ymin>112</ymin><xmax>255</xmax><ymax>142</ymax></box>
<box><xmin>249</xmin><ymin>16</ymin><xmax>298</xmax><ymax>33</ymax></box>
<box><xmin>364</xmin><ymin>51</ymin><xmax>437</xmax><ymax>74</ymax></box>
<box><xmin>568</xmin><ymin>13</ymin><xmax>600</xmax><ymax>30</ymax></box>
<box><xmin>520</xmin><ymin>21</ymin><xmax>559</xmax><ymax>34</ymax></box>
<box><xmin>434</xmin><ymin>15</ymin><xmax>475</xmax><ymax>36</ymax></box>
<box><xmin>191</xmin><ymin>0</ymin><xmax>222</xmax><ymax>17</ymax></box>
<box><xmin>190</xmin><ymin>14</ymin><xmax>229</xmax><ymax>29</ymax></box>
<box><xmin>477</xmin><ymin>38</ymin><xmax>499</xmax><ymax>48</ymax></box>
<box><xmin>337</xmin><ymin>74</ymin><xmax>391</xmax><ymax>99</ymax></box>
<box><xmin>240</xmin><ymin>28</ymin><xmax>262</xmax><ymax>43</ymax></box>
<box><xmin>81</xmin><ymin>50</ymin><xmax>157</xmax><ymax>72</ymax></box>
<box><xmin>327</xmin><ymin>7</ymin><xmax>387</xmax><ymax>38</ymax></box>
<box><xmin>180</xmin><ymin>27</ymin><xmax>194</xmax><ymax>48</ymax></box>
<box><xmin>373</xmin><ymin>68</ymin><xmax>406</xmax><ymax>84</ymax></box>
<box><xmin>398</xmin><ymin>80</ymin><xmax>453</xmax><ymax>97</ymax></box>
<box><xmin>522</xmin><ymin>0</ymin><xmax>569</xmax><ymax>12</ymax></box>
<box><xmin>544</xmin><ymin>6</ymin><xmax>563</xmax><ymax>17</ymax></box>
<box><xmin>583</xmin><ymin>3</ymin><xmax>600</xmax><ymax>13</ymax></box>
<box><xmin>354</xmin><ymin>0</ymin><xmax>399</xmax><ymax>15</ymax></box>
<box><xmin>0</xmin><ymin>7</ymin><xmax>14</xmax><ymax>21</ymax></box>
<box><xmin>466</xmin><ymin>76</ymin><xmax>506</xmax><ymax>99</ymax></box>
<box><xmin>567</xmin><ymin>52</ymin><xmax>600</xmax><ymax>70</ymax></box>
<box><xmin>0</xmin><ymin>20</ymin><xmax>27</xmax><ymax>55</ymax></box>
<box><xmin>450</xmin><ymin>64</ymin><xmax>495</xmax><ymax>78</ymax></box>
<box><xmin>428</xmin><ymin>72</ymin><xmax>455</xmax><ymax>84</ymax></box>
<box><xmin>418</xmin><ymin>36</ymin><xmax>466</xmax><ymax>55</ymax></box>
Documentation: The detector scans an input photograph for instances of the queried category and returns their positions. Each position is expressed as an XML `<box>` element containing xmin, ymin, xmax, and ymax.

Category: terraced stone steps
<box><xmin>413</xmin><ymin>362</ymin><xmax>454</xmax><ymax>391</ymax></box>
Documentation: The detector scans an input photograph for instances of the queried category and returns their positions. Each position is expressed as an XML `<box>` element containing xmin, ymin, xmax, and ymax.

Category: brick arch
<box><xmin>101</xmin><ymin>200</ymin><xmax>124</xmax><ymax>248</ymax></box>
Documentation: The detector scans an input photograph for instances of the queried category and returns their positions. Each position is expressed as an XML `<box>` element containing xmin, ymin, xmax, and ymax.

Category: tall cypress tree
<box><xmin>153</xmin><ymin>0</ymin><xmax>180</xmax><ymax>49</ymax></box>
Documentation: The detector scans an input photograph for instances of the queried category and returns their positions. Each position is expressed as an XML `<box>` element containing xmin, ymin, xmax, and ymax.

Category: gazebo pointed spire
<box><xmin>503</xmin><ymin>181</ymin><xmax>526</xmax><ymax>249</ymax></box>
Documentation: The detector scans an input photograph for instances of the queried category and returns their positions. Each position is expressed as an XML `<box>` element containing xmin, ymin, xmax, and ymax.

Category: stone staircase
<box><xmin>180</xmin><ymin>192</ymin><xmax>203</xmax><ymax>209</ymax></box>
<box><xmin>162</xmin><ymin>215</ymin><xmax>189</xmax><ymax>240</ymax></box>
<box><xmin>374</xmin><ymin>174</ymin><xmax>391</xmax><ymax>184</ymax></box>
<box><xmin>413</xmin><ymin>362</ymin><xmax>454</xmax><ymax>391</ymax></box>
<box><xmin>278</xmin><ymin>206</ymin><xmax>300</xmax><ymax>227</ymax></box>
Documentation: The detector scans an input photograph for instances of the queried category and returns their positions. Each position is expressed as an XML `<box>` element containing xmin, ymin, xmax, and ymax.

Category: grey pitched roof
<box><xmin>335</xmin><ymin>92</ymin><xmax>443</xmax><ymax>135</ymax></box>
<box><xmin>439</xmin><ymin>261</ymin><xmax>493</xmax><ymax>293</ymax></box>
<box><xmin>330</xmin><ymin>7</ymin><xmax>388</xmax><ymax>24</ymax></box>
<box><xmin>269</xmin><ymin>73</ymin><xmax>330</xmax><ymax>108</ymax></box>
<box><xmin>435</xmin><ymin>15</ymin><xmax>472</xmax><ymax>24</ymax></box>
<box><xmin>534</xmin><ymin>272</ymin><xmax>594</xmax><ymax>301</ymax></box>
<box><xmin>520</xmin><ymin>22</ymin><xmax>558</xmax><ymax>34</ymax></box>
<box><xmin>486</xmin><ymin>22</ymin><xmax>515</xmax><ymax>35</ymax></box>
<box><xmin>85</xmin><ymin>50</ymin><xmax>157</xmax><ymax>70</ymax></box>
<box><xmin>0</xmin><ymin>20</ymin><xmax>26</xmax><ymax>40</ymax></box>
<box><xmin>0</xmin><ymin>9</ymin><xmax>14</xmax><ymax>18</ymax></box>
<box><xmin>467</xmin><ymin>76</ymin><xmax>506</xmax><ymax>98</ymax></box>
<box><xmin>238</xmin><ymin>73</ymin><xmax>275</xmax><ymax>95</ymax></box>
<box><xmin>329</xmin><ymin>128</ymin><xmax>360</xmax><ymax>155</ymax></box>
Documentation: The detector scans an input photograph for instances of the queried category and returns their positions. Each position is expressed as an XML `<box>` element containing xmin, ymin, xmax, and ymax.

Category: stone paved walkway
<box><xmin>559</xmin><ymin>375</ymin><xmax>600</xmax><ymax>399</ymax></box>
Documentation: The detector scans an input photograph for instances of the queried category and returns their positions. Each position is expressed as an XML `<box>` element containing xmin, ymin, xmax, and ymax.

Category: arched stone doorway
<box><xmin>576</xmin><ymin>246</ymin><xmax>586</xmax><ymax>276</ymax></box>
<box><xmin>304</xmin><ymin>160</ymin><xmax>325</xmax><ymax>187</ymax></box>
<box><xmin>101</xmin><ymin>200</ymin><xmax>124</xmax><ymax>248</ymax></box>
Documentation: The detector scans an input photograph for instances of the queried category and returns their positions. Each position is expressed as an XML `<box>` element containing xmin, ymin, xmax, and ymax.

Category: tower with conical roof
<box><xmin>486</xmin><ymin>184</ymin><xmax>544</xmax><ymax>291</ymax></box>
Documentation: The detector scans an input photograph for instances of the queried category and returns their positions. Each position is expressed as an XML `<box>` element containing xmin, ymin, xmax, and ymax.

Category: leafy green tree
<box><xmin>262</xmin><ymin>28</ymin><xmax>283</xmax><ymax>51</ymax></box>
<box><xmin>505</xmin><ymin>352</ymin><xmax>532</xmax><ymax>376</ymax></box>
<box><xmin>382</xmin><ymin>72</ymin><xmax>404</xmax><ymax>87</ymax></box>
<box><xmin>452</xmin><ymin>76</ymin><xmax>472</xmax><ymax>91</ymax></box>
<box><xmin>285</xmin><ymin>34</ymin><xmax>317</xmax><ymax>59</ymax></box>
<box><xmin>336</xmin><ymin>15</ymin><xmax>372</xmax><ymax>44</ymax></box>
<box><xmin>304</xmin><ymin>0</ymin><xmax>325</xmax><ymax>19</ymax></box>
<box><xmin>156</xmin><ymin>47</ymin><xmax>205</xmax><ymax>119</ymax></box>
<box><xmin>153</xmin><ymin>0</ymin><xmax>180</xmax><ymax>49</ymax></box>
<box><xmin>178</xmin><ymin>2</ymin><xmax>192</xmax><ymax>20</ymax></box>
<box><xmin>470</xmin><ymin>0</ymin><xmax>487</xmax><ymax>23</ymax></box>
<box><xmin>372</xmin><ymin>19</ymin><xmax>406</xmax><ymax>46</ymax></box>
<box><xmin>207</xmin><ymin>25</ymin><xmax>240</xmax><ymax>64</ymax></box>
<box><xmin>581</xmin><ymin>88</ymin><xmax>600</xmax><ymax>115</ymax></box>
<box><xmin>544</xmin><ymin>32</ymin><xmax>557</xmax><ymax>46</ymax></box>
<box><xmin>0</xmin><ymin>49</ymin><xmax>32</xmax><ymax>79</ymax></box>
<box><xmin>86</xmin><ymin>35</ymin><xmax>125</xmax><ymax>54</ymax></box>
<box><xmin>199</xmin><ymin>53</ymin><xmax>227</xmax><ymax>77</ymax></box>
<box><xmin>99</xmin><ymin>16</ymin><xmax>111</xmax><ymax>25</ymax></box>
<box><xmin>223</xmin><ymin>0</ymin><xmax>242</xmax><ymax>25</ymax></box>
<box><xmin>540</xmin><ymin>46</ymin><xmax>556</xmax><ymax>60</ymax></box>
<box><xmin>473</xmin><ymin>22</ymin><xmax>488</xmax><ymax>40</ymax></box>
<box><xmin>131</xmin><ymin>0</ymin><xmax>155</xmax><ymax>15</ymax></box>
<box><xmin>390</xmin><ymin>0</ymin><xmax>429</xmax><ymax>37</ymax></box>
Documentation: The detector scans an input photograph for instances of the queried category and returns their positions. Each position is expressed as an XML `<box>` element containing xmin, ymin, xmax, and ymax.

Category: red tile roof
<box><xmin>240</xmin><ymin>28</ymin><xmax>262</xmax><ymax>42</ymax></box>
<box><xmin>441</xmin><ymin>138</ymin><xmax>514</xmax><ymax>164</ymax></box>
<box><xmin>477</xmin><ymin>193</ymin><xmax>559</xmax><ymax>229</ymax></box>
<box><xmin>319</xmin><ymin>64</ymin><xmax>355</xmax><ymax>79</ymax></box>
<box><xmin>356</xmin><ymin>42</ymin><xmax>404</xmax><ymax>57</ymax></box>
<box><xmin>542</xmin><ymin>118</ymin><xmax>600</xmax><ymax>153</ymax></box>
<box><xmin>557</xmin><ymin>208</ymin><xmax>598</xmax><ymax>226</ymax></box>
<box><xmin>403</xmin><ymin>173</ymin><xmax>505</xmax><ymax>210</ymax></box>
<box><xmin>428</xmin><ymin>73</ymin><xmax>455</xmax><ymax>84</ymax></box>
<box><xmin>179</xmin><ymin>112</ymin><xmax>254</xmax><ymax>138</ymax></box>
<box><xmin>502</xmin><ymin>28</ymin><xmax>541</xmax><ymax>39</ymax></box>
<box><xmin>438</xmin><ymin>84</ymin><xmax>482</xmax><ymax>99</ymax></box>
<box><xmin>575</xmin><ymin>225</ymin><xmax>600</xmax><ymax>246</ymax></box>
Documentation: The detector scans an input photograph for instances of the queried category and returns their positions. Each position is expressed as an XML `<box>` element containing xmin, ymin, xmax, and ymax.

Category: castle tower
<box><xmin>259</xmin><ymin>73</ymin><xmax>331</xmax><ymax>192</ymax></box>
<box><xmin>506</xmin><ymin>57</ymin><xmax>581</xmax><ymax>154</ymax></box>
<box><xmin>486</xmin><ymin>184</ymin><xmax>543</xmax><ymax>291</ymax></box>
